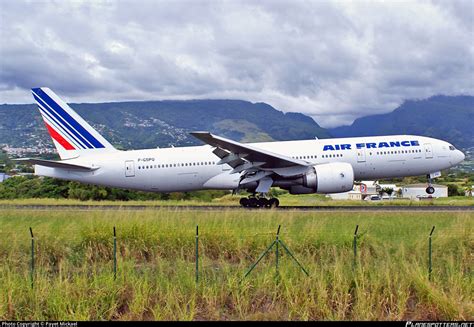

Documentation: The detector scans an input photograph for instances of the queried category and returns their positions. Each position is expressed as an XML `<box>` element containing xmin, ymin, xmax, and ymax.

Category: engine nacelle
<box><xmin>279</xmin><ymin>162</ymin><xmax>354</xmax><ymax>194</ymax></box>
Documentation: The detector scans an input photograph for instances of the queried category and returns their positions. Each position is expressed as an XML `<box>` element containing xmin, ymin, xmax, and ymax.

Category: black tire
<box><xmin>426</xmin><ymin>186</ymin><xmax>435</xmax><ymax>195</ymax></box>
<box><xmin>269</xmin><ymin>198</ymin><xmax>280</xmax><ymax>208</ymax></box>
<box><xmin>240</xmin><ymin>198</ymin><xmax>249</xmax><ymax>207</ymax></box>
<box><xmin>259</xmin><ymin>198</ymin><xmax>270</xmax><ymax>208</ymax></box>
<box><xmin>248</xmin><ymin>197</ymin><xmax>259</xmax><ymax>208</ymax></box>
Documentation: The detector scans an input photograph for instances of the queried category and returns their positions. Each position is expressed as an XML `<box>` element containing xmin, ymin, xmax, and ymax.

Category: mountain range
<box><xmin>0</xmin><ymin>95</ymin><xmax>472</xmax><ymax>154</ymax></box>
<box><xmin>0</xmin><ymin>100</ymin><xmax>330</xmax><ymax>151</ymax></box>
<box><xmin>330</xmin><ymin>95</ymin><xmax>474</xmax><ymax>149</ymax></box>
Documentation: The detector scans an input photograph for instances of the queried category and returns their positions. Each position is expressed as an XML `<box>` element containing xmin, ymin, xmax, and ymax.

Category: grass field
<box><xmin>0</xmin><ymin>194</ymin><xmax>473</xmax><ymax>207</ymax></box>
<box><xmin>0</xmin><ymin>208</ymin><xmax>472</xmax><ymax>320</ymax></box>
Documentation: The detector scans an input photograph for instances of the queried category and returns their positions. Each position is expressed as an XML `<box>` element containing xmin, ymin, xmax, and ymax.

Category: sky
<box><xmin>0</xmin><ymin>0</ymin><xmax>473</xmax><ymax>128</ymax></box>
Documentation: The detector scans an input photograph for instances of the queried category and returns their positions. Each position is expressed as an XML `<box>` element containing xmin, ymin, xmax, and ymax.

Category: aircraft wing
<box><xmin>190</xmin><ymin>132</ymin><xmax>312</xmax><ymax>192</ymax></box>
<box><xmin>14</xmin><ymin>158</ymin><xmax>99</xmax><ymax>171</ymax></box>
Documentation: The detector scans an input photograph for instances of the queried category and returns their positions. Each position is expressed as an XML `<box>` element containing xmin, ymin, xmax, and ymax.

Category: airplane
<box><xmin>17</xmin><ymin>87</ymin><xmax>466</xmax><ymax>208</ymax></box>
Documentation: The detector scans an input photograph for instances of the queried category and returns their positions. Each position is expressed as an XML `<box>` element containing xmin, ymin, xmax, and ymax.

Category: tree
<box><xmin>447</xmin><ymin>184</ymin><xmax>461</xmax><ymax>197</ymax></box>
<box><xmin>462</xmin><ymin>179</ymin><xmax>473</xmax><ymax>197</ymax></box>
<box><xmin>379</xmin><ymin>187</ymin><xmax>394</xmax><ymax>197</ymax></box>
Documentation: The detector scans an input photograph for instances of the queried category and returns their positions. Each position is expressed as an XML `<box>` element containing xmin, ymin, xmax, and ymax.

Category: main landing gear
<box><xmin>426</xmin><ymin>174</ymin><xmax>435</xmax><ymax>195</ymax></box>
<box><xmin>239</xmin><ymin>195</ymin><xmax>280</xmax><ymax>208</ymax></box>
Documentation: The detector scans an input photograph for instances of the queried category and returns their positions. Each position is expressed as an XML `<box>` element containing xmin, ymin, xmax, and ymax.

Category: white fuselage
<box><xmin>35</xmin><ymin>135</ymin><xmax>465</xmax><ymax>193</ymax></box>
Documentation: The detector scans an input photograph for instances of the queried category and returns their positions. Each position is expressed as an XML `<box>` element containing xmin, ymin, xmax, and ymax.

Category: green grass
<box><xmin>0</xmin><ymin>209</ymin><xmax>472</xmax><ymax>320</ymax></box>
<box><xmin>0</xmin><ymin>194</ymin><xmax>473</xmax><ymax>207</ymax></box>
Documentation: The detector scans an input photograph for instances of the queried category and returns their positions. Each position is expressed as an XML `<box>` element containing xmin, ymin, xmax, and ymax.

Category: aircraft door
<box><xmin>423</xmin><ymin>143</ymin><xmax>433</xmax><ymax>159</ymax></box>
<box><xmin>125</xmin><ymin>160</ymin><xmax>135</xmax><ymax>177</ymax></box>
<box><xmin>357</xmin><ymin>147</ymin><xmax>366</xmax><ymax>162</ymax></box>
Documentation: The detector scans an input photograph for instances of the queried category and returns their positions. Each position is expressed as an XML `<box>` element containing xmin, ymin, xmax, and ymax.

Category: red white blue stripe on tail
<box><xmin>32</xmin><ymin>87</ymin><xmax>115</xmax><ymax>159</ymax></box>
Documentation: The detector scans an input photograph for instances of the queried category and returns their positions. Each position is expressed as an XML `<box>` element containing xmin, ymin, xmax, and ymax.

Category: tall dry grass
<box><xmin>0</xmin><ymin>209</ymin><xmax>472</xmax><ymax>320</ymax></box>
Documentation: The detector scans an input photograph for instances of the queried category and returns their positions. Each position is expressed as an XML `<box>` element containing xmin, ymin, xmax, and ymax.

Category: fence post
<box><xmin>278</xmin><ymin>240</ymin><xmax>310</xmax><ymax>277</ymax></box>
<box><xmin>353</xmin><ymin>225</ymin><xmax>359</xmax><ymax>268</ymax></box>
<box><xmin>276</xmin><ymin>225</ymin><xmax>280</xmax><ymax>276</ymax></box>
<box><xmin>113</xmin><ymin>226</ymin><xmax>117</xmax><ymax>280</ymax></box>
<box><xmin>429</xmin><ymin>226</ymin><xmax>435</xmax><ymax>281</ymax></box>
<box><xmin>243</xmin><ymin>241</ymin><xmax>276</xmax><ymax>279</ymax></box>
<box><xmin>29</xmin><ymin>227</ymin><xmax>34</xmax><ymax>288</ymax></box>
<box><xmin>242</xmin><ymin>225</ymin><xmax>309</xmax><ymax>281</ymax></box>
<box><xmin>195</xmin><ymin>225</ymin><xmax>199</xmax><ymax>284</ymax></box>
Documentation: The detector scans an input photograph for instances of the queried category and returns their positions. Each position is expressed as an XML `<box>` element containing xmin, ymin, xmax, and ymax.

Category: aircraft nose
<box><xmin>457</xmin><ymin>150</ymin><xmax>465</xmax><ymax>163</ymax></box>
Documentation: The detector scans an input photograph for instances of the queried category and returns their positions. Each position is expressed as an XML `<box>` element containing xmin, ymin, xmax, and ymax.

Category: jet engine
<box><xmin>275</xmin><ymin>162</ymin><xmax>354</xmax><ymax>194</ymax></box>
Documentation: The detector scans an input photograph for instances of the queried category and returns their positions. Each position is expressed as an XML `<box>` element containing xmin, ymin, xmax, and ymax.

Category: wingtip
<box><xmin>190</xmin><ymin>131</ymin><xmax>212</xmax><ymax>138</ymax></box>
<box><xmin>190</xmin><ymin>131</ymin><xmax>211</xmax><ymax>135</ymax></box>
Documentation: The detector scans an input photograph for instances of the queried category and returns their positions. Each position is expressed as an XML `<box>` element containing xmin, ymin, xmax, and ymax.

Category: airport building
<box><xmin>328</xmin><ymin>181</ymin><xmax>380</xmax><ymax>200</ymax></box>
<box><xmin>401</xmin><ymin>184</ymin><xmax>448</xmax><ymax>199</ymax></box>
<box><xmin>0</xmin><ymin>173</ymin><xmax>10</xmax><ymax>183</ymax></box>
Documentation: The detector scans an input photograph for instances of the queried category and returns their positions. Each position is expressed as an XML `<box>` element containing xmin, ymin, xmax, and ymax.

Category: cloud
<box><xmin>0</xmin><ymin>0</ymin><xmax>473</xmax><ymax>127</ymax></box>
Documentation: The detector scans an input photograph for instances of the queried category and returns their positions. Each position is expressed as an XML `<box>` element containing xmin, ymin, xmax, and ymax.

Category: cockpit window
<box><xmin>449</xmin><ymin>145</ymin><xmax>455</xmax><ymax>151</ymax></box>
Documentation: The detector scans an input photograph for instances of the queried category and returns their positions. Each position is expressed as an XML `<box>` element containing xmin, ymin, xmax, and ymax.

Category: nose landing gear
<box><xmin>239</xmin><ymin>195</ymin><xmax>279</xmax><ymax>208</ymax></box>
<box><xmin>426</xmin><ymin>174</ymin><xmax>435</xmax><ymax>194</ymax></box>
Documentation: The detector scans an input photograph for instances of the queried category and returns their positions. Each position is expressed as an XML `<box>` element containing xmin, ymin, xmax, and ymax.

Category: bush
<box><xmin>0</xmin><ymin>175</ymin><xmax>229</xmax><ymax>201</ymax></box>
<box><xmin>447</xmin><ymin>184</ymin><xmax>462</xmax><ymax>197</ymax></box>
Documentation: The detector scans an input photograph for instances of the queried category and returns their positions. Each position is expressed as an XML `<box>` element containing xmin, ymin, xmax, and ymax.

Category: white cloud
<box><xmin>0</xmin><ymin>0</ymin><xmax>472</xmax><ymax>127</ymax></box>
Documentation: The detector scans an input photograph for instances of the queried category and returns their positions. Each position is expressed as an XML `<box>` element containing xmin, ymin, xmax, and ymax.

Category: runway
<box><xmin>1</xmin><ymin>204</ymin><xmax>473</xmax><ymax>212</ymax></box>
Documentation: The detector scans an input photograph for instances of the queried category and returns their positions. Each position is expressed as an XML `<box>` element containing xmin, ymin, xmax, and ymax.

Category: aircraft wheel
<box><xmin>248</xmin><ymin>197</ymin><xmax>259</xmax><ymax>208</ymax></box>
<box><xmin>426</xmin><ymin>186</ymin><xmax>435</xmax><ymax>195</ymax></box>
<box><xmin>240</xmin><ymin>198</ymin><xmax>249</xmax><ymax>207</ymax></box>
<box><xmin>259</xmin><ymin>198</ymin><xmax>269</xmax><ymax>208</ymax></box>
<box><xmin>269</xmin><ymin>198</ymin><xmax>280</xmax><ymax>208</ymax></box>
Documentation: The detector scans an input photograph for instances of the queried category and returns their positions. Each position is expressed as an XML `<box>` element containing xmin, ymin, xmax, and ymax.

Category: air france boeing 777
<box><xmin>19</xmin><ymin>87</ymin><xmax>466</xmax><ymax>207</ymax></box>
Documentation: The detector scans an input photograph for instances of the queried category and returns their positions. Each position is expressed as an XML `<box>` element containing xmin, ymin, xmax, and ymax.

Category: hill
<box><xmin>0</xmin><ymin>100</ymin><xmax>330</xmax><ymax>151</ymax></box>
<box><xmin>330</xmin><ymin>95</ymin><xmax>474</xmax><ymax>149</ymax></box>
<box><xmin>1</xmin><ymin>95</ymin><xmax>472</xmax><ymax>157</ymax></box>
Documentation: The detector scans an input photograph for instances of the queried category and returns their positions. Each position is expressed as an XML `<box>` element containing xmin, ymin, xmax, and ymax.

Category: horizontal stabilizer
<box><xmin>14</xmin><ymin>158</ymin><xmax>99</xmax><ymax>171</ymax></box>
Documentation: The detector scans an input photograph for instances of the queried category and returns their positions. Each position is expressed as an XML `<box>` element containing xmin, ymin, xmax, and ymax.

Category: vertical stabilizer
<box><xmin>31</xmin><ymin>87</ymin><xmax>116</xmax><ymax>159</ymax></box>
